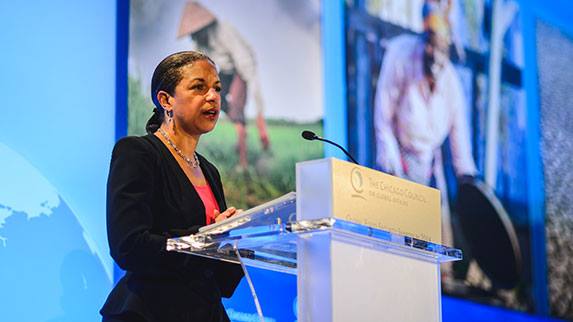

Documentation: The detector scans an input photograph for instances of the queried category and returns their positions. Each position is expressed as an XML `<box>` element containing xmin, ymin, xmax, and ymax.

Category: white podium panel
<box><xmin>299</xmin><ymin>233</ymin><xmax>441</xmax><ymax>322</ymax></box>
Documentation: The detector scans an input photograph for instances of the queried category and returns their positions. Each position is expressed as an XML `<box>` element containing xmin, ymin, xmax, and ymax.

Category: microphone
<box><xmin>301</xmin><ymin>130</ymin><xmax>317</xmax><ymax>141</ymax></box>
<box><xmin>301</xmin><ymin>130</ymin><xmax>359</xmax><ymax>165</ymax></box>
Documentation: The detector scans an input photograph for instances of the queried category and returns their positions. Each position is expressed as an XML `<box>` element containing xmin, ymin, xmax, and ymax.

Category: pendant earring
<box><xmin>166</xmin><ymin>109</ymin><xmax>173</xmax><ymax>119</ymax></box>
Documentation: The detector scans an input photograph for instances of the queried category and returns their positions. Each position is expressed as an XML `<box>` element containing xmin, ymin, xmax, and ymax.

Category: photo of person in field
<box><xmin>178</xmin><ymin>1</ymin><xmax>271</xmax><ymax>170</ymax></box>
<box><xmin>374</xmin><ymin>2</ymin><xmax>476</xmax><ymax>254</ymax></box>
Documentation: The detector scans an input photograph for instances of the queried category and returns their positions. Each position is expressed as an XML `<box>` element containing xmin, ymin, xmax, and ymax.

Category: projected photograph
<box><xmin>128</xmin><ymin>0</ymin><xmax>323</xmax><ymax>210</ymax></box>
<box><xmin>346</xmin><ymin>0</ymin><xmax>534</xmax><ymax>313</ymax></box>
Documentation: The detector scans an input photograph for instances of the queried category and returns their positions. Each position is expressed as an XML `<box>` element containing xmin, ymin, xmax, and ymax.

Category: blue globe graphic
<box><xmin>0</xmin><ymin>143</ymin><xmax>110</xmax><ymax>322</ymax></box>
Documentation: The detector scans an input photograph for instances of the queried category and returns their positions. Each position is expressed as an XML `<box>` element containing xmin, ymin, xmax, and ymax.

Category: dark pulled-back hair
<box><xmin>145</xmin><ymin>51</ymin><xmax>215</xmax><ymax>133</ymax></box>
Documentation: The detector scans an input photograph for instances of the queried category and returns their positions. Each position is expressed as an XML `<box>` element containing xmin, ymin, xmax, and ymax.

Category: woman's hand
<box><xmin>213</xmin><ymin>207</ymin><xmax>240</xmax><ymax>223</ymax></box>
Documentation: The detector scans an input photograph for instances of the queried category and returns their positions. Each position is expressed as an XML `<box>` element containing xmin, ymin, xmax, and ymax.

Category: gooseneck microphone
<box><xmin>301</xmin><ymin>130</ymin><xmax>359</xmax><ymax>165</ymax></box>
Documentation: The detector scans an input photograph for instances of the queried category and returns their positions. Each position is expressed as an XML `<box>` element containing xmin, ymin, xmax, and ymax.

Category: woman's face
<box><xmin>168</xmin><ymin>60</ymin><xmax>221</xmax><ymax>135</ymax></box>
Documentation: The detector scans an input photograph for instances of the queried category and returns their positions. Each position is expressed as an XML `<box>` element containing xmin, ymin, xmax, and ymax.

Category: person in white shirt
<box><xmin>374</xmin><ymin>6</ymin><xmax>477</xmax><ymax>249</ymax></box>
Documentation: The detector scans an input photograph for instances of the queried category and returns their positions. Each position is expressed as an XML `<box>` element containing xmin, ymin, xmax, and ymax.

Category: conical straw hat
<box><xmin>177</xmin><ymin>1</ymin><xmax>216</xmax><ymax>38</ymax></box>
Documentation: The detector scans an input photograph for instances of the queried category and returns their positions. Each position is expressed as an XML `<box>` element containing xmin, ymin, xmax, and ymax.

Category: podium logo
<box><xmin>351</xmin><ymin>167</ymin><xmax>366</xmax><ymax>200</ymax></box>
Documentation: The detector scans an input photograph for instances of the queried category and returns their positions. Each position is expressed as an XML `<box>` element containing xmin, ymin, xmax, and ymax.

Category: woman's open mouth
<box><xmin>203</xmin><ymin>109</ymin><xmax>219</xmax><ymax>119</ymax></box>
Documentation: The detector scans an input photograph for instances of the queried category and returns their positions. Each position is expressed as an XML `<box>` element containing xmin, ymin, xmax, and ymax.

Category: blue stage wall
<box><xmin>0</xmin><ymin>0</ymin><xmax>116</xmax><ymax>321</ymax></box>
<box><xmin>0</xmin><ymin>1</ymin><xmax>571</xmax><ymax>321</ymax></box>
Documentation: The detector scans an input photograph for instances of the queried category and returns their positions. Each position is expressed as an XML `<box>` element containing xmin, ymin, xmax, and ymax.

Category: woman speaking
<box><xmin>100</xmin><ymin>51</ymin><xmax>243</xmax><ymax>322</ymax></box>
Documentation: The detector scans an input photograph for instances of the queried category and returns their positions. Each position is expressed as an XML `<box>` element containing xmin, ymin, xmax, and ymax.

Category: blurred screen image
<box><xmin>346</xmin><ymin>0</ymin><xmax>537</xmax><ymax>314</ymax></box>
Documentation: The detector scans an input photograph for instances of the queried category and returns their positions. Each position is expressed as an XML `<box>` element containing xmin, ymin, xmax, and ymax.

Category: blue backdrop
<box><xmin>0</xmin><ymin>0</ymin><xmax>571</xmax><ymax>321</ymax></box>
<box><xmin>0</xmin><ymin>0</ymin><xmax>116</xmax><ymax>321</ymax></box>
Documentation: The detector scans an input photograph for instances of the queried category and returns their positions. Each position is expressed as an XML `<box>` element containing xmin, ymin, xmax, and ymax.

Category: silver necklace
<box><xmin>158</xmin><ymin>128</ymin><xmax>200</xmax><ymax>168</ymax></box>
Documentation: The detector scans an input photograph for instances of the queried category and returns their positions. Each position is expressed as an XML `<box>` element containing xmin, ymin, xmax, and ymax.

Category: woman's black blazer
<box><xmin>100</xmin><ymin>134</ymin><xmax>243</xmax><ymax>322</ymax></box>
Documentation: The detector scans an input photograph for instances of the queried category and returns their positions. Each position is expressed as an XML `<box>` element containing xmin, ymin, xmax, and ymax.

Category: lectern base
<box><xmin>299</xmin><ymin>233</ymin><xmax>442</xmax><ymax>322</ymax></box>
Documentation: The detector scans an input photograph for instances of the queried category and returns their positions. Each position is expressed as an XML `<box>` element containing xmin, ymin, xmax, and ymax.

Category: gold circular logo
<box><xmin>351</xmin><ymin>167</ymin><xmax>364</xmax><ymax>193</ymax></box>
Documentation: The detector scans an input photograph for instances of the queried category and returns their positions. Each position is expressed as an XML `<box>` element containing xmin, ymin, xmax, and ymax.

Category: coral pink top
<box><xmin>194</xmin><ymin>184</ymin><xmax>220</xmax><ymax>225</ymax></box>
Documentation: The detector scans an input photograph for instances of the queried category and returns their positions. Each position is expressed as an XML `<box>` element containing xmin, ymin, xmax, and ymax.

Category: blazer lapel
<box><xmin>149</xmin><ymin>134</ymin><xmax>206</xmax><ymax>226</ymax></box>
